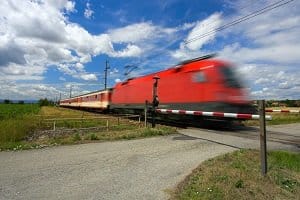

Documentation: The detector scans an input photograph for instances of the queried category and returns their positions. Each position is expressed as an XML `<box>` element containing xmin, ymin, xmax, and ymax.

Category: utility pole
<box><xmin>104</xmin><ymin>60</ymin><xmax>110</xmax><ymax>90</ymax></box>
<box><xmin>69</xmin><ymin>85</ymin><xmax>72</xmax><ymax>98</ymax></box>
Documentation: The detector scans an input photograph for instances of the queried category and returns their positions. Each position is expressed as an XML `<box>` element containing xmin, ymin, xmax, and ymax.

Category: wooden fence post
<box><xmin>106</xmin><ymin>119</ymin><xmax>109</xmax><ymax>131</ymax></box>
<box><xmin>259</xmin><ymin>100</ymin><xmax>267</xmax><ymax>176</ymax></box>
<box><xmin>144</xmin><ymin>100</ymin><xmax>148</xmax><ymax>127</ymax></box>
<box><xmin>53</xmin><ymin>121</ymin><xmax>56</xmax><ymax>131</ymax></box>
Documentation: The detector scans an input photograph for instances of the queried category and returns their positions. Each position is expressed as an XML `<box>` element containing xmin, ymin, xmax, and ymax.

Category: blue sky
<box><xmin>0</xmin><ymin>0</ymin><xmax>299</xmax><ymax>100</ymax></box>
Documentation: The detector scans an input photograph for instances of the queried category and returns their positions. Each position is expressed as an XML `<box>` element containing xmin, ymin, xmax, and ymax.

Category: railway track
<box><xmin>193</xmin><ymin>126</ymin><xmax>300</xmax><ymax>148</ymax></box>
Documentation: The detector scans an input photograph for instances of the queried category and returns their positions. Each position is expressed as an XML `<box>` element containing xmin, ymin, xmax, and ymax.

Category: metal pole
<box><xmin>104</xmin><ymin>60</ymin><xmax>110</xmax><ymax>90</ymax></box>
<box><xmin>259</xmin><ymin>100</ymin><xmax>267</xmax><ymax>176</ymax></box>
<box><xmin>69</xmin><ymin>85</ymin><xmax>72</xmax><ymax>98</ymax></box>
<box><xmin>152</xmin><ymin>76</ymin><xmax>160</xmax><ymax>128</ymax></box>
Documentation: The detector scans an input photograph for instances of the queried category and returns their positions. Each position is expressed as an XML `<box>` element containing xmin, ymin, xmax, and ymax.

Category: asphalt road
<box><xmin>0</xmin><ymin>123</ymin><xmax>299</xmax><ymax>200</ymax></box>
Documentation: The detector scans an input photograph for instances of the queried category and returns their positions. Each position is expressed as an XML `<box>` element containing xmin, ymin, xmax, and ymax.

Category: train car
<box><xmin>59</xmin><ymin>89</ymin><xmax>112</xmax><ymax>110</ymax></box>
<box><xmin>111</xmin><ymin>55</ymin><xmax>255</xmax><ymax>114</ymax></box>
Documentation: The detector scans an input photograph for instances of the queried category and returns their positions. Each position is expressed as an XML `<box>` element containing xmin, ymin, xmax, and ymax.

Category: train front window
<box><xmin>192</xmin><ymin>72</ymin><xmax>206</xmax><ymax>83</ymax></box>
<box><xmin>219</xmin><ymin>66</ymin><xmax>242</xmax><ymax>88</ymax></box>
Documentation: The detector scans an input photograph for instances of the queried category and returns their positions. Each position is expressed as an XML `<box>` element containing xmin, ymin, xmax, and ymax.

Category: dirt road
<box><xmin>0</xmin><ymin>123</ymin><xmax>298</xmax><ymax>200</ymax></box>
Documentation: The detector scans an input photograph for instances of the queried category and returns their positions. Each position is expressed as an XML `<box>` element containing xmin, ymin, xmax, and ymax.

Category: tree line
<box><xmin>1</xmin><ymin>98</ymin><xmax>55</xmax><ymax>106</ymax></box>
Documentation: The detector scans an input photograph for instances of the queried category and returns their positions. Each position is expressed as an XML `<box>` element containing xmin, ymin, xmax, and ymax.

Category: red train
<box><xmin>59</xmin><ymin>55</ymin><xmax>255</xmax><ymax>116</ymax></box>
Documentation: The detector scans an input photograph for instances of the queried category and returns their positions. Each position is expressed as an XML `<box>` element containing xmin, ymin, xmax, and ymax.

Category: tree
<box><xmin>38</xmin><ymin>98</ymin><xmax>54</xmax><ymax>107</ymax></box>
<box><xmin>4</xmin><ymin>99</ymin><xmax>11</xmax><ymax>104</ymax></box>
<box><xmin>18</xmin><ymin>100</ymin><xmax>24</xmax><ymax>104</ymax></box>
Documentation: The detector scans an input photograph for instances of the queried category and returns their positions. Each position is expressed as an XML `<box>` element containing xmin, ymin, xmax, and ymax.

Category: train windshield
<box><xmin>219</xmin><ymin>66</ymin><xmax>242</xmax><ymax>88</ymax></box>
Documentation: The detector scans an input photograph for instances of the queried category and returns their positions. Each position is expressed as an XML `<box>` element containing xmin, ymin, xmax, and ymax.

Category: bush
<box><xmin>38</xmin><ymin>98</ymin><xmax>54</xmax><ymax>107</ymax></box>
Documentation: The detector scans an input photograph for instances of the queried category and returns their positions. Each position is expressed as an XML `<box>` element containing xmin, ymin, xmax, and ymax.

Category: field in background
<box><xmin>0</xmin><ymin>105</ymin><xmax>176</xmax><ymax>150</ymax></box>
<box><xmin>0</xmin><ymin>104</ymin><xmax>40</xmax><ymax>119</ymax></box>
<box><xmin>243</xmin><ymin>107</ymin><xmax>300</xmax><ymax>126</ymax></box>
<box><xmin>172</xmin><ymin>150</ymin><xmax>300</xmax><ymax>200</ymax></box>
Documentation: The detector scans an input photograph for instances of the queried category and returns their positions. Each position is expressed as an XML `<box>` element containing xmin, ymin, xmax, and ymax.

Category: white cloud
<box><xmin>115</xmin><ymin>78</ymin><xmax>121</xmax><ymax>83</ymax></box>
<box><xmin>0</xmin><ymin>0</ymin><xmax>163</xmax><ymax>87</ymax></box>
<box><xmin>185</xmin><ymin>13</ymin><xmax>222</xmax><ymax>50</ymax></box>
<box><xmin>65</xmin><ymin>1</ymin><xmax>76</xmax><ymax>13</ymax></box>
<box><xmin>170</xmin><ymin>13</ymin><xmax>222</xmax><ymax>61</ymax></box>
<box><xmin>80</xmin><ymin>74</ymin><xmax>97</xmax><ymax>81</ymax></box>
<box><xmin>112</xmin><ymin>44</ymin><xmax>142</xmax><ymax>57</ymax></box>
<box><xmin>84</xmin><ymin>2</ymin><xmax>94</xmax><ymax>19</ymax></box>
<box><xmin>237</xmin><ymin>64</ymin><xmax>300</xmax><ymax>100</ymax></box>
<box><xmin>108</xmin><ymin>22</ymin><xmax>157</xmax><ymax>43</ymax></box>
<box><xmin>217</xmin><ymin>0</ymin><xmax>300</xmax><ymax>99</ymax></box>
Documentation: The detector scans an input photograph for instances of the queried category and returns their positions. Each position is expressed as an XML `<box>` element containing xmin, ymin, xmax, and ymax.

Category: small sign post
<box><xmin>258</xmin><ymin>100</ymin><xmax>267</xmax><ymax>176</ymax></box>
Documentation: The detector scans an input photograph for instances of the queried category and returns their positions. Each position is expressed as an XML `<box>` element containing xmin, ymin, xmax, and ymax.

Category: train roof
<box><xmin>60</xmin><ymin>88</ymin><xmax>113</xmax><ymax>101</ymax></box>
<box><xmin>116</xmin><ymin>54</ymin><xmax>227</xmax><ymax>86</ymax></box>
<box><xmin>176</xmin><ymin>53</ymin><xmax>217</xmax><ymax>65</ymax></box>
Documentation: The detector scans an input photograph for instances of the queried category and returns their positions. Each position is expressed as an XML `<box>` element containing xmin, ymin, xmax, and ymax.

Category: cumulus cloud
<box><xmin>218</xmin><ymin>0</ymin><xmax>300</xmax><ymax>99</ymax></box>
<box><xmin>108</xmin><ymin>22</ymin><xmax>157</xmax><ymax>43</ymax></box>
<box><xmin>185</xmin><ymin>13</ymin><xmax>222</xmax><ymax>50</ymax></box>
<box><xmin>171</xmin><ymin>13</ymin><xmax>222</xmax><ymax>60</ymax></box>
<box><xmin>0</xmin><ymin>0</ymin><xmax>166</xmax><ymax>86</ymax></box>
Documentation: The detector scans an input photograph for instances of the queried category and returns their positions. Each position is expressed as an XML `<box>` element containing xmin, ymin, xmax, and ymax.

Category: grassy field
<box><xmin>243</xmin><ymin>107</ymin><xmax>300</xmax><ymax>126</ymax></box>
<box><xmin>0</xmin><ymin>105</ymin><xmax>176</xmax><ymax>150</ymax></box>
<box><xmin>172</xmin><ymin>150</ymin><xmax>300</xmax><ymax>200</ymax></box>
<box><xmin>0</xmin><ymin>104</ymin><xmax>40</xmax><ymax>148</ymax></box>
<box><xmin>0</xmin><ymin>103</ymin><xmax>40</xmax><ymax>119</ymax></box>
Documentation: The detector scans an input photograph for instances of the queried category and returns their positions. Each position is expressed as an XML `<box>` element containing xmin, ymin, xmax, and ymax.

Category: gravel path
<box><xmin>0</xmin><ymin>135</ymin><xmax>236</xmax><ymax>200</ymax></box>
<box><xmin>0</xmin><ymin>123</ymin><xmax>298</xmax><ymax>200</ymax></box>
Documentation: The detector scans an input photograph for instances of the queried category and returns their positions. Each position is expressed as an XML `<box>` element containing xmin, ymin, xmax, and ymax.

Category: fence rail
<box><xmin>37</xmin><ymin>114</ymin><xmax>142</xmax><ymax>131</ymax></box>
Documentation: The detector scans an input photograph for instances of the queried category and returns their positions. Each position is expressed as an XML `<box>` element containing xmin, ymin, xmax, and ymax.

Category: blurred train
<box><xmin>59</xmin><ymin>55</ymin><xmax>255</xmax><ymax>118</ymax></box>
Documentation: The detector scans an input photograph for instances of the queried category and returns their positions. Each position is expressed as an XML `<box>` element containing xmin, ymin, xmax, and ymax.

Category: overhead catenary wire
<box><xmin>184</xmin><ymin>0</ymin><xmax>295</xmax><ymax>45</ymax></box>
<box><xmin>133</xmin><ymin>0</ymin><xmax>295</xmax><ymax>72</ymax></box>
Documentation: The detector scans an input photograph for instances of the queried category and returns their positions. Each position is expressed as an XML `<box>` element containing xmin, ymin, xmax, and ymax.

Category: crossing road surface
<box><xmin>0</xmin><ymin>123</ymin><xmax>299</xmax><ymax>200</ymax></box>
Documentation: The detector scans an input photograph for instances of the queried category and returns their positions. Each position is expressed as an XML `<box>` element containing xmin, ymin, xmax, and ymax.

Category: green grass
<box><xmin>0</xmin><ymin>104</ymin><xmax>41</xmax><ymax>147</ymax></box>
<box><xmin>0</xmin><ymin>104</ymin><xmax>40</xmax><ymax>119</ymax></box>
<box><xmin>172</xmin><ymin>150</ymin><xmax>300</xmax><ymax>200</ymax></box>
<box><xmin>267</xmin><ymin>113</ymin><xmax>300</xmax><ymax>125</ymax></box>
<box><xmin>0</xmin><ymin>106</ymin><xmax>177</xmax><ymax>150</ymax></box>
<box><xmin>243</xmin><ymin>112</ymin><xmax>300</xmax><ymax>126</ymax></box>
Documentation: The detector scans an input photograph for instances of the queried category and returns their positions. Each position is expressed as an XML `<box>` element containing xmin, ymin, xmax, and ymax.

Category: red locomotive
<box><xmin>59</xmin><ymin>55</ymin><xmax>255</xmax><ymax>116</ymax></box>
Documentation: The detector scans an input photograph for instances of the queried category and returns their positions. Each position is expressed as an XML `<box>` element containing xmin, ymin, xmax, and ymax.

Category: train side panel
<box><xmin>59</xmin><ymin>89</ymin><xmax>112</xmax><ymax>110</ymax></box>
<box><xmin>111</xmin><ymin>59</ymin><xmax>253</xmax><ymax>113</ymax></box>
